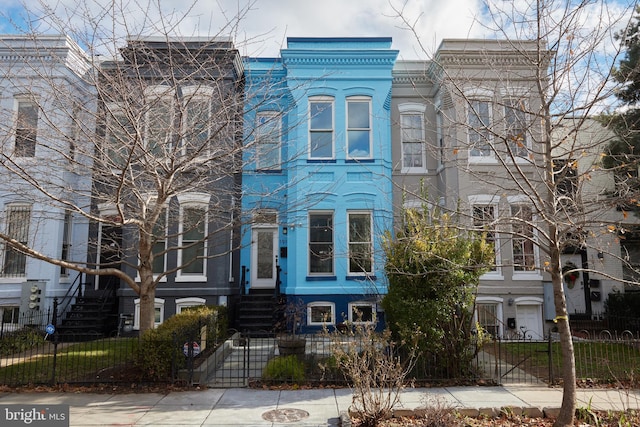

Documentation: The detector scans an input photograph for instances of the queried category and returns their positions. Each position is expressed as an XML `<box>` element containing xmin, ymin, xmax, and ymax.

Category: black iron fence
<box><xmin>3</xmin><ymin>327</ymin><xmax>640</xmax><ymax>388</ymax></box>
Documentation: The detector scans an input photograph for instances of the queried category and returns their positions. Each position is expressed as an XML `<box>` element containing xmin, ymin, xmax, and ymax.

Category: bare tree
<box><xmin>0</xmin><ymin>0</ymin><xmax>279</xmax><ymax>333</ymax></box>
<box><xmin>391</xmin><ymin>0</ymin><xmax>636</xmax><ymax>425</ymax></box>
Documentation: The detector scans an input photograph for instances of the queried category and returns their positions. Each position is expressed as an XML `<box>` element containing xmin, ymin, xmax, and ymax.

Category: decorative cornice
<box><xmin>282</xmin><ymin>52</ymin><xmax>398</xmax><ymax>67</ymax></box>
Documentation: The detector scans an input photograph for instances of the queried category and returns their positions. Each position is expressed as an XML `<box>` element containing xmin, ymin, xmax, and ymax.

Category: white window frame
<box><xmin>348</xmin><ymin>301</ymin><xmax>376</xmax><ymax>324</ymax></box>
<box><xmin>467</xmin><ymin>98</ymin><xmax>493</xmax><ymax>160</ymax></box>
<box><xmin>151</xmin><ymin>207</ymin><xmax>168</xmax><ymax>279</ymax></box>
<box><xmin>176</xmin><ymin>193</ymin><xmax>210</xmax><ymax>282</ymax></box>
<box><xmin>176</xmin><ymin>297</ymin><xmax>206</xmax><ymax>314</ymax></box>
<box><xmin>503</xmin><ymin>97</ymin><xmax>529</xmax><ymax>159</ymax></box>
<box><xmin>308</xmin><ymin>211</ymin><xmax>334</xmax><ymax>276</ymax></box>
<box><xmin>308</xmin><ymin>96</ymin><xmax>334</xmax><ymax>160</ymax></box>
<box><xmin>436</xmin><ymin>109</ymin><xmax>444</xmax><ymax>171</ymax></box>
<box><xmin>468</xmin><ymin>195</ymin><xmax>503</xmax><ymax>279</ymax></box>
<box><xmin>144</xmin><ymin>85</ymin><xmax>174</xmax><ymax>157</ymax></box>
<box><xmin>134</xmin><ymin>297</ymin><xmax>165</xmax><ymax>330</ymax></box>
<box><xmin>398</xmin><ymin>103</ymin><xmax>427</xmax><ymax>173</ymax></box>
<box><xmin>474</xmin><ymin>296</ymin><xmax>504</xmax><ymax>338</ymax></box>
<box><xmin>14</xmin><ymin>98</ymin><xmax>39</xmax><ymax>158</ymax></box>
<box><xmin>347</xmin><ymin>211</ymin><xmax>373</xmax><ymax>275</ymax></box>
<box><xmin>508</xmin><ymin>195</ymin><xmax>542</xmax><ymax>280</ymax></box>
<box><xmin>1</xmin><ymin>204</ymin><xmax>31</xmax><ymax>277</ymax></box>
<box><xmin>181</xmin><ymin>86</ymin><xmax>213</xmax><ymax>159</ymax></box>
<box><xmin>307</xmin><ymin>301</ymin><xmax>335</xmax><ymax>326</ymax></box>
<box><xmin>346</xmin><ymin>96</ymin><xmax>372</xmax><ymax>160</ymax></box>
<box><xmin>60</xmin><ymin>210</ymin><xmax>73</xmax><ymax>277</ymax></box>
<box><xmin>255</xmin><ymin>111</ymin><xmax>282</xmax><ymax>170</ymax></box>
<box><xmin>0</xmin><ymin>306</ymin><xmax>20</xmax><ymax>331</ymax></box>
<box><xmin>104</xmin><ymin>102</ymin><xmax>132</xmax><ymax>169</ymax></box>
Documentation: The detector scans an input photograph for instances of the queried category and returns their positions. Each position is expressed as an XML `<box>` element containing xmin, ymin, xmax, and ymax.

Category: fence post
<box><xmin>548</xmin><ymin>333</ymin><xmax>554</xmax><ymax>384</ymax></box>
<box><xmin>50</xmin><ymin>297</ymin><xmax>59</xmax><ymax>385</ymax></box>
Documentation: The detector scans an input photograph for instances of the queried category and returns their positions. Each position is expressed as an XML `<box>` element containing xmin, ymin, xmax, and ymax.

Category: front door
<box><xmin>97</xmin><ymin>225</ymin><xmax>122</xmax><ymax>291</ymax></box>
<box><xmin>516</xmin><ymin>304</ymin><xmax>543</xmax><ymax>339</ymax></box>
<box><xmin>251</xmin><ymin>227</ymin><xmax>278</xmax><ymax>289</ymax></box>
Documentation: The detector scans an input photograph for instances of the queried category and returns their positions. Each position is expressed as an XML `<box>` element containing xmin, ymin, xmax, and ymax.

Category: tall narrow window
<box><xmin>152</xmin><ymin>209</ymin><xmax>167</xmax><ymax>275</ymax></box>
<box><xmin>348</xmin><ymin>212</ymin><xmax>372</xmax><ymax>274</ymax></box>
<box><xmin>179</xmin><ymin>205</ymin><xmax>207</xmax><ymax>277</ymax></box>
<box><xmin>15</xmin><ymin>101</ymin><xmax>38</xmax><ymax>157</ymax></box>
<box><xmin>504</xmin><ymin>99</ymin><xmax>528</xmax><ymax>157</ymax></box>
<box><xmin>477</xmin><ymin>303</ymin><xmax>499</xmax><ymax>337</ymax></box>
<box><xmin>256</xmin><ymin>112</ymin><xmax>281</xmax><ymax>170</ymax></box>
<box><xmin>347</xmin><ymin>97</ymin><xmax>371</xmax><ymax>159</ymax></box>
<box><xmin>309</xmin><ymin>98</ymin><xmax>333</xmax><ymax>159</ymax></box>
<box><xmin>3</xmin><ymin>205</ymin><xmax>31</xmax><ymax>276</ymax></box>
<box><xmin>105</xmin><ymin>105</ymin><xmax>132</xmax><ymax>168</ymax></box>
<box><xmin>183</xmin><ymin>96</ymin><xmax>211</xmax><ymax>158</ymax></box>
<box><xmin>473</xmin><ymin>205</ymin><xmax>497</xmax><ymax>272</ymax></box>
<box><xmin>436</xmin><ymin>110</ymin><xmax>444</xmax><ymax>168</ymax></box>
<box><xmin>468</xmin><ymin>100</ymin><xmax>492</xmax><ymax>157</ymax></box>
<box><xmin>400</xmin><ymin>113</ymin><xmax>425</xmax><ymax>171</ymax></box>
<box><xmin>309</xmin><ymin>212</ymin><xmax>333</xmax><ymax>274</ymax></box>
<box><xmin>60</xmin><ymin>211</ymin><xmax>72</xmax><ymax>276</ymax></box>
<box><xmin>146</xmin><ymin>93</ymin><xmax>173</xmax><ymax>156</ymax></box>
<box><xmin>511</xmin><ymin>204</ymin><xmax>536</xmax><ymax>271</ymax></box>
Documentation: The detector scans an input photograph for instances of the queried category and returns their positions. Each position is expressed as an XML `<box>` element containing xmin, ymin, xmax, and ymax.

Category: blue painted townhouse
<box><xmin>239</xmin><ymin>38</ymin><xmax>398</xmax><ymax>333</ymax></box>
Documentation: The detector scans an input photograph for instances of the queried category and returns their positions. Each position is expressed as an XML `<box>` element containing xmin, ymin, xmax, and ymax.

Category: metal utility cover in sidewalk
<box><xmin>262</xmin><ymin>408</ymin><xmax>310</xmax><ymax>423</ymax></box>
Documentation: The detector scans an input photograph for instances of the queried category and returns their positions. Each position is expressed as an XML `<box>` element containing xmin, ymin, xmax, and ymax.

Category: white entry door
<box><xmin>251</xmin><ymin>228</ymin><xmax>278</xmax><ymax>288</ymax></box>
<box><xmin>516</xmin><ymin>304</ymin><xmax>543</xmax><ymax>339</ymax></box>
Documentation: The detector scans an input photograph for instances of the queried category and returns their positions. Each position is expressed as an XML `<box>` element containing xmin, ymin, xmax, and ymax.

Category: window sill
<box><xmin>306</xmin><ymin>275</ymin><xmax>337</xmax><ymax>281</ymax></box>
<box><xmin>346</xmin><ymin>275</ymin><xmax>377</xmax><ymax>281</ymax></box>
<box><xmin>480</xmin><ymin>272</ymin><xmax>504</xmax><ymax>281</ymax></box>
<box><xmin>175</xmin><ymin>275</ymin><xmax>207</xmax><ymax>283</ymax></box>
<box><xmin>400</xmin><ymin>167</ymin><xmax>428</xmax><ymax>174</ymax></box>
<box><xmin>255</xmin><ymin>168</ymin><xmax>283</xmax><ymax>173</ymax></box>
<box><xmin>346</xmin><ymin>159</ymin><xmax>375</xmax><ymax>163</ymax></box>
<box><xmin>468</xmin><ymin>156</ymin><xmax>498</xmax><ymax>165</ymax></box>
<box><xmin>512</xmin><ymin>273</ymin><xmax>543</xmax><ymax>281</ymax></box>
<box><xmin>307</xmin><ymin>159</ymin><xmax>336</xmax><ymax>163</ymax></box>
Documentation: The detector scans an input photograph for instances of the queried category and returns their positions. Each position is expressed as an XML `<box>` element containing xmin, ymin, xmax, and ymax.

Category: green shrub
<box><xmin>262</xmin><ymin>355</ymin><xmax>305</xmax><ymax>383</ymax></box>
<box><xmin>0</xmin><ymin>327</ymin><xmax>44</xmax><ymax>356</ymax></box>
<box><xmin>135</xmin><ymin>305</ymin><xmax>226</xmax><ymax>380</ymax></box>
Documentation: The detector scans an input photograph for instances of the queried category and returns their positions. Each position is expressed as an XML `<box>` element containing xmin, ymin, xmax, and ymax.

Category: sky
<box><xmin>0</xmin><ymin>0</ymin><xmax>634</xmax><ymax>62</ymax></box>
<box><xmin>0</xmin><ymin>0</ymin><xmax>488</xmax><ymax>59</ymax></box>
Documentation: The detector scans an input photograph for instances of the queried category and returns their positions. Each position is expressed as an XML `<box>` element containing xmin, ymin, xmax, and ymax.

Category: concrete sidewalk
<box><xmin>1</xmin><ymin>385</ymin><xmax>640</xmax><ymax>426</ymax></box>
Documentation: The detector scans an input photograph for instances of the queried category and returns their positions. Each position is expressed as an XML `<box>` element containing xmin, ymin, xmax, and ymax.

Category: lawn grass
<box><xmin>0</xmin><ymin>337</ymin><xmax>139</xmax><ymax>385</ymax></box>
<box><xmin>496</xmin><ymin>340</ymin><xmax>640</xmax><ymax>384</ymax></box>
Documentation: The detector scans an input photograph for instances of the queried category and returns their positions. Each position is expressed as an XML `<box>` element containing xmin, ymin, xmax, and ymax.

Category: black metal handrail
<box><xmin>55</xmin><ymin>272</ymin><xmax>84</xmax><ymax>324</ymax></box>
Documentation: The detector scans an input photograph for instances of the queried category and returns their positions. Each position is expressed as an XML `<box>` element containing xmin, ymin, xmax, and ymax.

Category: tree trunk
<box><xmin>551</xmin><ymin>247</ymin><xmax>576</xmax><ymax>427</ymax></box>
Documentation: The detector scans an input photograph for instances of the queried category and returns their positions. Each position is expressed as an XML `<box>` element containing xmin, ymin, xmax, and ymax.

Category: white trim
<box><xmin>176</xmin><ymin>297</ymin><xmax>206</xmax><ymax>313</ymax></box>
<box><xmin>398</xmin><ymin>102</ymin><xmax>426</xmax><ymax>113</ymax></box>
<box><xmin>348</xmin><ymin>301</ymin><xmax>376</xmax><ymax>324</ymax></box>
<box><xmin>474</xmin><ymin>297</ymin><xmax>504</xmax><ymax>337</ymax></box>
<box><xmin>514</xmin><ymin>296</ymin><xmax>543</xmax><ymax>305</ymax></box>
<box><xmin>307</xmin><ymin>301</ymin><xmax>335</xmax><ymax>326</ymax></box>
<box><xmin>345</xmin><ymin>96</ymin><xmax>372</xmax><ymax>160</ymax></box>
<box><xmin>308</xmin><ymin>96</ymin><xmax>335</xmax><ymax>160</ymax></box>
<box><xmin>347</xmin><ymin>210</ymin><xmax>373</xmax><ymax>275</ymax></box>
<box><xmin>134</xmin><ymin>297</ymin><xmax>165</xmax><ymax>330</ymax></box>
<box><xmin>176</xmin><ymin>195</ymin><xmax>209</xmax><ymax>281</ymax></box>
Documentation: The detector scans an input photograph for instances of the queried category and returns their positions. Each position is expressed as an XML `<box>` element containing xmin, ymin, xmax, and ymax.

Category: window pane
<box><xmin>147</xmin><ymin>99</ymin><xmax>172</xmax><ymax>156</ymax></box>
<box><xmin>3</xmin><ymin>206</ymin><xmax>30</xmax><ymax>276</ymax></box>
<box><xmin>511</xmin><ymin>205</ymin><xmax>535</xmax><ymax>271</ymax></box>
<box><xmin>348</xmin><ymin>213</ymin><xmax>372</xmax><ymax>273</ymax></box>
<box><xmin>310</xmin><ymin>102</ymin><xmax>332</xmax><ymax>129</ymax></box>
<box><xmin>15</xmin><ymin>102</ymin><xmax>38</xmax><ymax>157</ymax></box>
<box><xmin>469</xmin><ymin>100</ymin><xmax>491</xmax><ymax>156</ymax></box>
<box><xmin>403</xmin><ymin>142</ymin><xmax>423</xmax><ymax>168</ymax></box>
<box><xmin>352</xmin><ymin>304</ymin><xmax>374</xmax><ymax>322</ymax></box>
<box><xmin>309</xmin><ymin>213</ymin><xmax>333</xmax><ymax>274</ymax></box>
<box><xmin>473</xmin><ymin>205</ymin><xmax>496</xmax><ymax>271</ymax></box>
<box><xmin>505</xmin><ymin>99</ymin><xmax>527</xmax><ymax>157</ymax></box>
<box><xmin>347</xmin><ymin>100</ymin><xmax>370</xmax><ymax>158</ymax></box>
<box><xmin>256</xmin><ymin>113</ymin><xmax>281</xmax><ymax>169</ymax></box>
<box><xmin>184</xmin><ymin>99</ymin><xmax>210</xmax><ymax>156</ymax></box>
<box><xmin>310</xmin><ymin>132</ymin><xmax>332</xmax><ymax>158</ymax></box>
<box><xmin>348</xmin><ymin>101</ymin><xmax>369</xmax><ymax>128</ymax></box>
<box><xmin>182</xmin><ymin>242</ymin><xmax>204</xmax><ymax>274</ymax></box>
<box><xmin>256</xmin><ymin>230</ymin><xmax>274</xmax><ymax>279</ymax></box>
<box><xmin>310</xmin><ymin>305</ymin><xmax>333</xmax><ymax>323</ymax></box>
<box><xmin>401</xmin><ymin>114</ymin><xmax>423</xmax><ymax>142</ymax></box>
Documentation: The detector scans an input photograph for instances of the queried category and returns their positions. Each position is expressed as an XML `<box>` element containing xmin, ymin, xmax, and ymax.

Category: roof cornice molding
<box><xmin>282</xmin><ymin>51</ymin><xmax>398</xmax><ymax>67</ymax></box>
